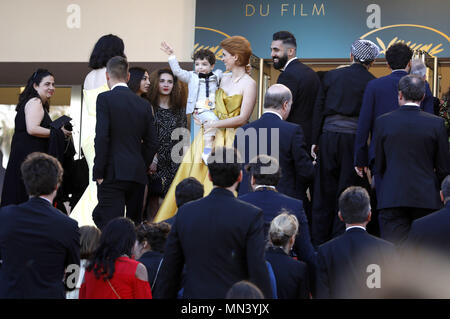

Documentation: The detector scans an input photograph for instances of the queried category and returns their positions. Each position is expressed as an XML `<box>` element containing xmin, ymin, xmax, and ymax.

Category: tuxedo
<box><xmin>234</xmin><ymin>112</ymin><xmax>314</xmax><ymax>206</ymax></box>
<box><xmin>277</xmin><ymin>59</ymin><xmax>321</xmax><ymax>149</ymax></box>
<box><xmin>238</xmin><ymin>189</ymin><xmax>315</xmax><ymax>269</ymax></box>
<box><xmin>354</xmin><ymin>70</ymin><xmax>434</xmax><ymax>169</ymax></box>
<box><xmin>316</xmin><ymin>227</ymin><xmax>395</xmax><ymax>298</ymax></box>
<box><xmin>0</xmin><ymin>197</ymin><xmax>80</xmax><ymax>298</ymax></box>
<box><xmin>404</xmin><ymin>202</ymin><xmax>450</xmax><ymax>258</ymax></box>
<box><xmin>311</xmin><ymin>63</ymin><xmax>375</xmax><ymax>245</ymax></box>
<box><xmin>92</xmin><ymin>85</ymin><xmax>158</xmax><ymax>228</ymax></box>
<box><xmin>374</xmin><ymin>105</ymin><xmax>450</xmax><ymax>244</ymax></box>
<box><xmin>153</xmin><ymin>188</ymin><xmax>272</xmax><ymax>299</ymax></box>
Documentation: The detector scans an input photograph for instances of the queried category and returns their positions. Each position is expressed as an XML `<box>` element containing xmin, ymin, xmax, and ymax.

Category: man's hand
<box><xmin>311</xmin><ymin>144</ymin><xmax>318</xmax><ymax>160</ymax></box>
<box><xmin>160</xmin><ymin>41</ymin><xmax>174</xmax><ymax>56</ymax></box>
<box><xmin>96</xmin><ymin>179</ymin><xmax>104</xmax><ymax>185</ymax></box>
<box><xmin>354</xmin><ymin>166</ymin><xmax>368</xmax><ymax>178</ymax></box>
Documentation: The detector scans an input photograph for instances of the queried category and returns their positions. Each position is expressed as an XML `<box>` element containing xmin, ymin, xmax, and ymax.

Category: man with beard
<box><xmin>271</xmin><ymin>31</ymin><xmax>321</xmax><ymax>222</ymax></box>
<box><xmin>271</xmin><ymin>31</ymin><xmax>321</xmax><ymax>150</ymax></box>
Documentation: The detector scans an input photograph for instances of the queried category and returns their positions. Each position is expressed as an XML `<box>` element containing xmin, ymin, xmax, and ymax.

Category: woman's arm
<box><xmin>205</xmin><ymin>78</ymin><xmax>257</xmax><ymax>129</ymax></box>
<box><xmin>24</xmin><ymin>98</ymin><xmax>51</xmax><ymax>138</ymax></box>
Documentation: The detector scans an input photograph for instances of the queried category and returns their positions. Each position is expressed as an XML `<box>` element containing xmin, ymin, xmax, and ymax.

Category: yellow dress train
<box><xmin>70</xmin><ymin>84</ymin><xmax>109</xmax><ymax>226</ymax></box>
<box><xmin>154</xmin><ymin>89</ymin><xmax>243</xmax><ymax>222</ymax></box>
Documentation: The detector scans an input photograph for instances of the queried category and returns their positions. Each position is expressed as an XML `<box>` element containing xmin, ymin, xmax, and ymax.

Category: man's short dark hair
<box><xmin>175</xmin><ymin>177</ymin><xmax>204</xmax><ymax>208</ymax></box>
<box><xmin>21</xmin><ymin>152</ymin><xmax>63</xmax><ymax>197</ymax></box>
<box><xmin>339</xmin><ymin>186</ymin><xmax>371</xmax><ymax>224</ymax></box>
<box><xmin>207</xmin><ymin>147</ymin><xmax>242</xmax><ymax>188</ymax></box>
<box><xmin>385</xmin><ymin>43</ymin><xmax>413</xmax><ymax>70</ymax></box>
<box><xmin>106</xmin><ymin>56</ymin><xmax>129</xmax><ymax>81</ymax></box>
<box><xmin>245</xmin><ymin>155</ymin><xmax>281</xmax><ymax>186</ymax></box>
<box><xmin>398</xmin><ymin>74</ymin><xmax>425</xmax><ymax>102</ymax></box>
<box><xmin>273</xmin><ymin>31</ymin><xmax>297</xmax><ymax>48</ymax></box>
<box><xmin>193</xmin><ymin>49</ymin><xmax>216</xmax><ymax>66</ymax></box>
<box><xmin>442</xmin><ymin>175</ymin><xmax>450</xmax><ymax>202</ymax></box>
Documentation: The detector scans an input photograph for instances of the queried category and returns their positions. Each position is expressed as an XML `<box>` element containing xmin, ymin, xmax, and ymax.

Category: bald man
<box><xmin>234</xmin><ymin>84</ymin><xmax>315</xmax><ymax>286</ymax></box>
<box><xmin>234</xmin><ymin>84</ymin><xmax>314</xmax><ymax>214</ymax></box>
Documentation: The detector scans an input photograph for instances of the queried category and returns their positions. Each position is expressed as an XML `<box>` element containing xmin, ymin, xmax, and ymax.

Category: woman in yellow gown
<box><xmin>70</xmin><ymin>34</ymin><xmax>125</xmax><ymax>226</ymax></box>
<box><xmin>154</xmin><ymin>36</ymin><xmax>257</xmax><ymax>222</ymax></box>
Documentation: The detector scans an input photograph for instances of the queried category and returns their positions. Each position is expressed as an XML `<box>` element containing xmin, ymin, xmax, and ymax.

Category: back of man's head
<box><xmin>339</xmin><ymin>186</ymin><xmax>371</xmax><ymax>224</ymax></box>
<box><xmin>385</xmin><ymin>43</ymin><xmax>413</xmax><ymax>70</ymax></box>
<box><xmin>442</xmin><ymin>175</ymin><xmax>450</xmax><ymax>204</ymax></box>
<box><xmin>398</xmin><ymin>74</ymin><xmax>425</xmax><ymax>102</ymax></box>
<box><xmin>246</xmin><ymin>155</ymin><xmax>281</xmax><ymax>186</ymax></box>
<box><xmin>207</xmin><ymin>147</ymin><xmax>242</xmax><ymax>188</ymax></box>
<box><xmin>272</xmin><ymin>31</ymin><xmax>297</xmax><ymax>48</ymax></box>
<box><xmin>175</xmin><ymin>177</ymin><xmax>204</xmax><ymax>208</ymax></box>
<box><xmin>263</xmin><ymin>84</ymin><xmax>292</xmax><ymax>110</ymax></box>
<box><xmin>21</xmin><ymin>152</ymin><xmax>63</xmax><ymax>197</ymax></box>
<box><xmin>410</xmin><ymin>59</ymin><xmax>427</xmax><ymax>79</ymax></box>
<box><xmin>107</xmin><ymin>56</ymin><xmax>129</xmax><ymax>81</ymax></box>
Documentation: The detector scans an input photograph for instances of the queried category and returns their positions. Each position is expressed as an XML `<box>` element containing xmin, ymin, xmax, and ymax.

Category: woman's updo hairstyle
<box><xmin>269</xmin><ymin>211</ymin><xmax>299</xmax><ymax>247</ymax></box>
<box><xmin>220</xmin><ymin>36</ymin><xmax>252</xmax><ymax>67</ymax></box>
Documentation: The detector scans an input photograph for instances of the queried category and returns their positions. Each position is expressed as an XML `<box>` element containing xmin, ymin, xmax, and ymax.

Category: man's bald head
<box><xmin>264</xmin><ymin>84</ymin><xmax>292</xmax><ymax>110</ymax></box>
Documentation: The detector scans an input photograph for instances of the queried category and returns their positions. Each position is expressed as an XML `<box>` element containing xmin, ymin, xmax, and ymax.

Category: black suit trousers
<box><xmin>93</xmin><ymin>179</ymin><xmax>145</xmax><ymax>229</ymax></box>
<box><xmin>312</xmin><ymin>131</ymin><xmax>370</xmax><ymax>246</ymax></box>
<box><xmin>379</xmin><ymin>207</ymin><xmax>434</xmax><ymax>245</ymax></box>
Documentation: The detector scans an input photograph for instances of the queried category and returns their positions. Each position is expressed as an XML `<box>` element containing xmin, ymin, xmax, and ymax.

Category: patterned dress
<box><xmin>154</xmin><ymin>106</ymin><xmax>187</xmax><ymax>196</ymax></box>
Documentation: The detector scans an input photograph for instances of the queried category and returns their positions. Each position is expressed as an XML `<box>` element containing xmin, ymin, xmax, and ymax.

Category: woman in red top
<box><xmin>80</xmin><ymin>218</ymin><xmax>152</xmax><ymax>299</ymax></box>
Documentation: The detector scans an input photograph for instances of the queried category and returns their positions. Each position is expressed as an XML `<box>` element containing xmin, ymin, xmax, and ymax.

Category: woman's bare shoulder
<box><xmin>25</xmin><ymin>97</ymin><xmax>43</xmax><ymax>109</ymax></box>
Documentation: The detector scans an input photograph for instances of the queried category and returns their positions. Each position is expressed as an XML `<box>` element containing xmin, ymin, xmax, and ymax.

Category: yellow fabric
<box><xmin>70</xmin><ymin>84</ymin><xmax>109</xmax><ymax>227</ymax></box>
<box><xmin>154</xmin><ymin>89</ymin><xmax>243</xmax><ymax>222</ymax></box>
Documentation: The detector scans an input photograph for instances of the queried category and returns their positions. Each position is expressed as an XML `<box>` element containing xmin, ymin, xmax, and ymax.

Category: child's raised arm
<box><xmin>160</xmin><ymin>41</ymin><xmax>191</xmax><ymax>83</ymax></box>
<box><xmin>160</xmin><ymin>41</ymin><xmax>175</xmax><ymax>56</ymax></box>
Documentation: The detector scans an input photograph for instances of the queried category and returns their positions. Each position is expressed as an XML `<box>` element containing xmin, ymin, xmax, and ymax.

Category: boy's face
<box><xmin>195</xmin><ymin>58</ymin><xmax>214</xmax><ymax>74</ymax></box>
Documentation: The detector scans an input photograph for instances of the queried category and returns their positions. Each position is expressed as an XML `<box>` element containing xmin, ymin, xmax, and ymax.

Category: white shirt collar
<box><xmin>38</xmin><ymin>196</ymin><xmax>52</xmax><ymax>204</ymax></box>
<box><xmin>263</xmin><ymin>110</ymin><xmax>283</xmax><ymax>120</ymax></box>
<box><xmin>281</xmin><ymin>57</ymin><xmax>298</xmax><ymax>71</ymax></box>
<box><xmin>391</xmin><ymin>69</ymin><xmax>408</xmax><ymax>73</ymax></box>
<box><xmin>255</xmin><ymin>185</ymin><xmax>277</xmax><ymax>191</ymax></box>
<box><xmin>111</xmin><ymin>82</ymin><xmax>128</xmax><ymax>90</ymax></box>
<box><xmin>346</xmin><ymin>226</ymin><xmax>366</xmax><ymax>232</ymax></box>
<box><xmin>404</xmin><ymin>102</ymin><xmax>421</xmax><ymax>107</ymax></box>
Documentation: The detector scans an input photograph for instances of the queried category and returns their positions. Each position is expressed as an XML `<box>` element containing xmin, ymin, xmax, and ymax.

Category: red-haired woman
<box><xmin>155</xmin><ymin>36</ymin><xmax>256</xmax><ymax>222</ymax></box>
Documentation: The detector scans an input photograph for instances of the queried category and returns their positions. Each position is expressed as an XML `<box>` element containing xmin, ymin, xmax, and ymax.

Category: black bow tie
<box><xmin>198</xmin><ymin>72</ymin><xmax>214</xmax><ymax>79</ymax></box>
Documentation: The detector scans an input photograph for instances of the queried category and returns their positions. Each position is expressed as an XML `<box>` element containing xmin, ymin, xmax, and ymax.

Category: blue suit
<box><xmin>234</xmin><ymin>112</ymin><xmax>314</xmax><ymax>203</ymax></box>
<box><xmin>239</xmin><ymin>189</ymin><xmax>317</xmax><ymax>294</ymax></box>
<box><xmin>354</xmin><ymin>70</ymin><xmax>434</xmax><ymax>169</ymax></box>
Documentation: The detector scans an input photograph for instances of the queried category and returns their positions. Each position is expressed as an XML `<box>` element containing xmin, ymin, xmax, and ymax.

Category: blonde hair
<box><xmin>269</xmin><ymin>211</ymin><xmax>299</xmax><ymax>247</ymax></box>
<box><xmin>220</xmin><ymin>36</ymin><xmax>252</xmax><ymax>67</ymax></box>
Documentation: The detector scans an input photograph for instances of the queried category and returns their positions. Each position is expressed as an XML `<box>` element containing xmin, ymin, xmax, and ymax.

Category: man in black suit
<box><xmin>92</xmin><ymin>56</ymin><xmax>158</xmax><ymax>229</ymax></box>
<box><xmin>404</xmin><ymin>175</ymin><xmax>450</xmax><ymax>258</ymax></box>
<box><xmin>271</xmin><ymin>31</ymin><xmax>321</xmax><ymax>150</ymax></box>
<box><xmin>0</xmin><ymin>152</ymin><xmax>80</xmax><ymax>298</ymax></box>
<box><xmin>374</xmin><ymin>75</ymin><xmax>450</xmax><ymax>245</ymax></box>
<box><xmin>310</xmin><ymin>39</ymin><xmax>379</xmax><ymax>246</ymax></box>
<box><xmin>154</xmin><ymin>147</ymin><xmax>272</xmax><ymax>299</ymax></box>
<box><xmin>234</xmin><ymin>84</ymin><xmax>314</xmax><ymax>216</ymax></box>
<box><xmin>239</xmin><ymin>155</ymin><xmax>315</xmax><ymax>271</ymax></box>
<box><xmin>316</xmin><ymin>186</ymin><xmax>395</xmax><ymax>299</ymax></box>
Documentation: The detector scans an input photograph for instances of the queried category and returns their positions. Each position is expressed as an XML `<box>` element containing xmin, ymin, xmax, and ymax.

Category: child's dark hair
<box><xmin>192</xmin><ymin>49</ymin><xmax>216</xmax><ymax>66</ymax></box>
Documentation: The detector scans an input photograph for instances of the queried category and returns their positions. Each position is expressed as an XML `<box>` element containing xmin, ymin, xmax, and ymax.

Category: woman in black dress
<box><xmin>1</xmin><ymin>69</ymin><xmax>71</xmax><ymax>207</ymax></box>
<box><xmin>134</xmin><ymin>221</ymin><xmax>171</xmax><ymax>290</ymax></box>
<box><xmin>146</xmin><ymin>68</ymin><xmax>187</xmax><ymax>220</ymax></box>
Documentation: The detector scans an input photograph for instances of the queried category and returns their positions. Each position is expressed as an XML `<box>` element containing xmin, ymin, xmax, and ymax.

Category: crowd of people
<box><xmin>0</xmin><ymin>30</ymin><xmax>449</xmax><ymax>299</ymax></box>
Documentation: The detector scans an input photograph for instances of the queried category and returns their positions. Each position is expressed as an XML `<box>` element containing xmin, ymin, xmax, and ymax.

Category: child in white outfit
<box><xmin>161</xmin><ymin>41</ymin><xmax>222</xmax><ymax>164</ymax></box>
